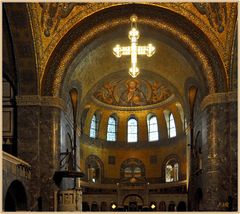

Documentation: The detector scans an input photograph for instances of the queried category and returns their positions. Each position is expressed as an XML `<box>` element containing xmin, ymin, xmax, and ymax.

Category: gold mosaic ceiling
<box><xmin>27</xmin><ymin>2</ymin><xmax>237</xmax><ymax>87</ymax></box>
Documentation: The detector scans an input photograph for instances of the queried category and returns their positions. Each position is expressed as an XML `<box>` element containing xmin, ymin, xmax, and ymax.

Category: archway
<box><xmin>122</xmin><ymin>194</ymin><xmax>144</xmax><ymax>211</ymax></box>
<box><xmin>82</xmin><ymin>201</ymin><xmax>90</xmax><ymax>211</ymax></box>
<box><xmin>168</xmin><ymin>201</ymin><xmax>176</xmax><ymax>211</ymax></box>
<box><xmin>91</xmin><ymin>201</ymin><xmax>99</xmax><ymax>211</ymax></box>
<box><xmin>159</xmin><ymin>201</ymin><xmax>166</xmax><ymax>211</ymax></box>
<box><xmin>42</xmin><ymin>4</ymin><xmax>226</xmax><ymax>98</ymax></box>
<box><xmin>4</xmin><ymin>180</ymin><xmax>27</xmax><ymax>211</ymax></box>
<box><xmin>177</xmin><ymin>201</ymin><xmax>187</xmax><ymax>211</ymax></box>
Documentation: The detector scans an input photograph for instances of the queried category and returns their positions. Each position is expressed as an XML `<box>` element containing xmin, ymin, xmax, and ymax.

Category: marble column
<box><xmin>39</xmin><ymin>106</ymin><xmax>61</xmax><ymax>211</ymax></box>
<box><xmin>200</xmin><ymin>93</ymin><xmax>237</xmax><ymax>211</ymax></box>
<box><xmin>17</xmin><ymin>105</ymin><xmax>41</xmax><ymax>211</ymax></box>
<box><xmin>16</xmin><ymin>96</ymin><xmax>65</xmax><ymax>211</ymax></box>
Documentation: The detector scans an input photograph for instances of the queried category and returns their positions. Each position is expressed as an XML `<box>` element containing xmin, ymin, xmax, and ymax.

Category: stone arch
<box><xmin>168</xmin><ymin>201</ymin><xmax>176</xmax><ymax>211</ymax></box>
<box><xmin>100</xmin><ymin>201</ymin><xmax>108</xmax><ymax>211</ymax></box>
<box><xmin>85</xmin><ymin>155</ymin><xmax>104</xmax><ymax>182</ymax></box>
<box><xmin>82</xmin><ymin>201</ymin><xmax>90</xmax><ymax>211</ymax></box>
<box><xmin>3</xmin><ymin>6</ymin><xmax>18</xmax><ymax>92</ymax></box>
<box><xmin>184</xmin><ymin>77</ymin><xmax>203</xmax><ymax>123</ymax></box>
<box><xmin>4</xmin><ymin>180</ymin><xmax>28</xmax><ymax>211</ymax></box>
<box><xmin>41</xmin><ymin>4</ymin><xmax>226</xmax><ymax>97</ymax></box>
<box><xmin>162</xmin><ymin>154</ymin><xmax>181</xmax><ymax>181</ymax></box>
<box><xmin>159</xmin><ymin>201</ymin><xmax>166</xmax><ymax>211</ymax></box>
<box><xmin>91</xmin><ymin>201</ymin><xmax>99</xmax><ymax>211</ymax></box>
<box><xmin>4</xmin><ymin>3</ymin><xmax>38</xmax><ymax>95</ymax></box>
<box><xmin>122</xmin><ymin>194</ymin><xmax>144</xmax><ymax>206</ymax></box>
<box><xmin>177</xmin><ymin>201</ymin><xmax>187</xmax><ymax>211</ymax></box>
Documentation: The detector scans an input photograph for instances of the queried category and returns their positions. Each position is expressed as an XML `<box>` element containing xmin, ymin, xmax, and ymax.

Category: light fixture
<box><xmin>113</xmin><ymin>15</ymin><xmax>155</xmax><ymax>78</ymax></box>
<box><xmin>111</xmin><ymin>203</ymin><xmax>117</xmax><ymax>209</ymax></box>
<box><xmin>150</xmin><ymin>203</ymin><xmax>156</xmax><ymax>210</ymax></box>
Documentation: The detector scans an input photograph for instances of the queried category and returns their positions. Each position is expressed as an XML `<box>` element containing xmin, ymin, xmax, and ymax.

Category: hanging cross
<box><xmin>113</xmin><ymin>15</ymin><xmax>155</xmax><ymax>78</ymax></box>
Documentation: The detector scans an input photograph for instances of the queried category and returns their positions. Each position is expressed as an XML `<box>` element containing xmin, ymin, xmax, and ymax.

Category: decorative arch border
<box><xmin>41</xmin><ymin>4</ymin><xmax>226</xmax><ymax>97</ymax></box>
<box><xmin>122</xmin><ymin>194</ymin><xmax>144</xmax><ymax>206</ymax></box>
<box><xmin>4</xmin><ymin>4</ymin><xmax>38</xmax><ymax>95</ymax></box>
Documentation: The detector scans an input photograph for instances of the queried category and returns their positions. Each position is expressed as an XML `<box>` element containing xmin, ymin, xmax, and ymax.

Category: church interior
<box><xmin>2</xmin><ymin>2</ymin><xmax>238</xmax><ymax>211</ymax></box>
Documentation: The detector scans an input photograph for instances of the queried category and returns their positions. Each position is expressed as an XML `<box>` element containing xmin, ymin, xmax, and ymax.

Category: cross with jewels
<box><xmin>113</xmin><ymin>15</ymin><xmax>155</xmax><ymax>78</ymax></box>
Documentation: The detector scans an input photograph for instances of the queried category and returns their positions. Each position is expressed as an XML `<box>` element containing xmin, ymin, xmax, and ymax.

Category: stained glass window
<box><xmin>168</xmin><ymin>113</ymin><xmax>176</xmax><ymax>138</ymax></box>
<box><xmin>165</xmin><ymin>161</ymin><xmax>179</xmax><ymax>182</ymax></box>
<box><xmin>147</xmin><ymin>116</ymin><xmax>159</xmax><ymax>141</ymax></box>
<box><xmin>90</xmin><ymin>114</ymin><xmax>98</xmax><ymax>138</ymax></box>
<box><xmin>127</xmin><ymin>118</ymin><xmax>138</xmax><ymax>143</ymax></box>
<box><xmin>107</xmin><ymin>116</ymin><xmax>117</xmax><ymax>141</ymax></box>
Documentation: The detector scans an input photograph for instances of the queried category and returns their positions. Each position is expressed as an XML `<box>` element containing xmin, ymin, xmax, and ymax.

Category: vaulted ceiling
<box><xmin>4</xmin><ymin>3</ymin><xmax>238</xmax><ymax>112</ymax></box>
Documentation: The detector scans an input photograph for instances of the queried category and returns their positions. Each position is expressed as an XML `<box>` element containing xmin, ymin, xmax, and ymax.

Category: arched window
<box><xmin>128</xmin><ymin>118</ymin><xmax>138</xmax><ymax>143</ymax></box>
<box><xmin>86</xmin><ymin>155</ymin><xmax>103</xmax><ymax>183</ymax></box>
<box><xmin>165</xmin><ymin>160</ymin><xmax>179</xmax><ymax>182</ymax></box>
<box><xmin>168</xmin><ymin>113</ymin><xmax>176</xmax><ymax>138</ymax></box>
<box><xmin>87</xmin><ymin>162</ymin><xmax>100</xmax><ymax>183</ymax></box>
<box><xmin>107</xmin><ymin>116</ymin><xmax>117</xmax><ymax>141</ymax></box>
<box><xmin>124</xmin><ymin>167</ymin><xmax>132</xmax><ymax>178</ymax></box>
<box><xmin>147</xmin><ymin>115</ymin><xmax>159</xmax><ymax>142</ymax></box>
<box><xmin>90</xmin><ymin>114</ymin><xmax>98</xmax><ymax>138</ymax></box>
<box><xmin>133</xmin><ymin>167</ymin><xmax>141</xmax><ymax>178</ymax></box>
<box><xmin>124</xmin><ymin>166</ymin><xmax>142</xmax><ymax>178</ymax></box>
<box><xmin>121</xmin><ymin>158</ymin><xmax>145</xmax><ymax>179</ymax></box>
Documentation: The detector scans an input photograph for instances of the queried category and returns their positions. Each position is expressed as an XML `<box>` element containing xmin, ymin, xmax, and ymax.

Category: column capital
<box><xmin>16</xmin><ymin>95</ymin><xmax>67</xmax><ymax>111</ymax></box>
<box><xmin>200</xmin><ymin>92</ymin><xmax>237</xmax><ymax>111</ymax></box>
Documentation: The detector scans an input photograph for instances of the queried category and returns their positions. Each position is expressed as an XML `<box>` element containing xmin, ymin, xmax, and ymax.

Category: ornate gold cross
<box><xmin>113</xmin><ymin>15</ymin><xmax>155</xmax><ymax>78</ymax></box>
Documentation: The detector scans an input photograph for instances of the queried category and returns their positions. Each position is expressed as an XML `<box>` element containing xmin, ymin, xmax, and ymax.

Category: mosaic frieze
<box><xmin>93</xmin><ymin>78</ymin><xmax>172</xmax><ymax>107</ymax></box>
<box><xmin>39</xmin><ymin>3</ymin><xmax>78</xmax><ymax>37</ymax></box>
<box><xmin>193</xmin><ymin>3</ymin><xmax>227</xmax><ymax>33</ymax></box>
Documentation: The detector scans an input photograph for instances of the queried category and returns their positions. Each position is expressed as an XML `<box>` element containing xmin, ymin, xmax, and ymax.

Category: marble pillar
<box><xmin>39</xmin><ymin>106</ymin><xmax>61</xmax><ymax>211</ymax></box>
<box><xmin>201</xmin><ymin>101</ymin><xmax>237</xmax><ymax>211</ymax></box>
<box><xmin>17</xmin><ymin>96</ymin><xmax>64</xmax><ymax>211</ymax></box>
<box><xmin>17</xmin><ymin>105</ymin><xmax>41</xmax><ymax>211</ymax></box>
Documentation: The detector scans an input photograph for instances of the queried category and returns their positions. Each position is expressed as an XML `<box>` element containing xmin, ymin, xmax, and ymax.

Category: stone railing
<box><xmin>3</xmin><ymin>151</ymin><xmax>31</xmax><ymax>180</ymax></box>
<box><xmin>80</xmin><ymin>132</ymin><xmax>186</xmax><ymax>149</ymax></box>
<box><xmin>81</xmin><ymin>179</ymin><xmax>187</xmax><ymax>190</ymax></box>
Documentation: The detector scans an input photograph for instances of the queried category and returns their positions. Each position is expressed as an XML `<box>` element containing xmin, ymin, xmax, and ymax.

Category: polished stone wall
<box><xmin>189</xmin><ymin>99</ymin><xmax>237</xmax><ymax>211</ymax></box>
<box><xmin>17</xmin><ymin>105</ymin><xmax>61</xmax><ymax>211</ymax></box>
